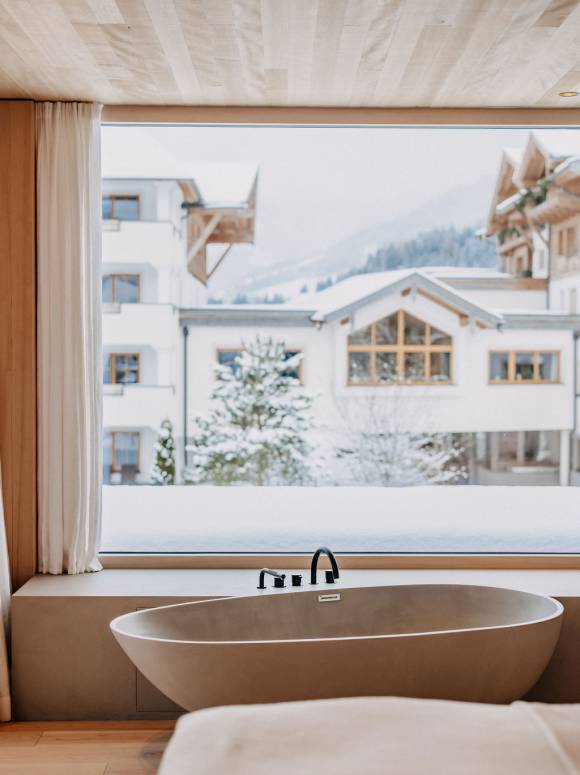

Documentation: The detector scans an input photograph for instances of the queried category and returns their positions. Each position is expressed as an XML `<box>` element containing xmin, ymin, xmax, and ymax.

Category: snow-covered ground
<box><xmin>101</xmin><ymin>485</ymin><xmax>580</xmax><ymax>554</ymax></box>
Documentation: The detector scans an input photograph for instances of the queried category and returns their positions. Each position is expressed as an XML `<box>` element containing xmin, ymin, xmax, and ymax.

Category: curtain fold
<box><xmin>0</xmin><ymin>467</ymin><xmax>11</xmax><ymax>721</ymax></box>
<box><xmin>37</xmin><ymin>102</ymin><xmax>103</xmax><ymax>574</ymax></box>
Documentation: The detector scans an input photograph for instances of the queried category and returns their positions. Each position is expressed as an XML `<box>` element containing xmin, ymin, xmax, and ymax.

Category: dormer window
<box><xmin>102</xmin><ymin>194</ymin><xmax>140</xmax><ymax>221</ymax></box>
<box><xmin>347</xmin><ymin>310</ymin><xmax>452</xmax><ymax>385</ymax></box>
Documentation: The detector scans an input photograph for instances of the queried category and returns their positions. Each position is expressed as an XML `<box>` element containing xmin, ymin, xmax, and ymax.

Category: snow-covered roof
<box><xmin>530</xmin><ymin>130</ymin><xmax>580</xmax><ymax>160</ymax></box>
<box><xmin>185</xmin><ymin>163</ymin><xmax>258</xmax><ymax>207</ymax></box>
<box><xmin>290</xmin><ymin>269</ymin><xmax>502</xmax><ymax>327</ymax></box>
<box><xmin>101</xmin><ymin>131</ymin><xmax>258</xmax><ymax>207</ymax></box>
<box><xmin>291</xmin><ymin>270</ymin><xmax>412</xmax><ymax>314</ymax></box>
<box><xmin>181</xmin><ymin>268</ymin><xmax>579</xmax><ymax>331</ymax></box>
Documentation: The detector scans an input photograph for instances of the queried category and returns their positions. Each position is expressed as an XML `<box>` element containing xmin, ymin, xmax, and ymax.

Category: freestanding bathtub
<box><xmin>110</xmin><ymin>584</ymin><xmax>563</xmax><ymax>710</ymax></box>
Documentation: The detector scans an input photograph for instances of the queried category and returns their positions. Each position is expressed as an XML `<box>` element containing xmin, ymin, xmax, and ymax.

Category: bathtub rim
<box><xmin>109</xmin><ymin>583</ymin><xmax>564</xmax><ymax>647</ymax></box>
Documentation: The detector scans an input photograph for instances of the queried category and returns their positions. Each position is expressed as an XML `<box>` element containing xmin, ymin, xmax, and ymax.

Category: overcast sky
<box><xmin>102</xmin><ymin>125</ymin><xmax>573</xmax><ymax>293</ymax></box>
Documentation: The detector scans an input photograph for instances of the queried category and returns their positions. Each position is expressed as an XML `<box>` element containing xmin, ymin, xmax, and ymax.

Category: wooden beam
<box><xmin>187</xmin><ymin>212</ymin><xmax>222</xmax><ymax>283</ymax></box>
<box><xmin>402</xmin><ymin>286</ymin><xmax>480</xmax><ymax>326</ymax></box>
<box><xmin>0</xmin><ymin>101</ymin><xmax>37</xmax><ymax>590</ymax></box>
<box><xmin>103</xmin><ymin>106</ymin><xmax>580</xmax><ymax>126</ymax></box>
<box><xmin>207</xmin><ymin>244</ymin><xmax>233</xmax><ymax>280</ymax></box>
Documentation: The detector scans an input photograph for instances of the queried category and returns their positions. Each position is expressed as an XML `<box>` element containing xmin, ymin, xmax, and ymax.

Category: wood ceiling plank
<box><xmin>535</xmin><ymin>0</ymin><xmax>579</xmax><ymax>26</ymax></box>
<box><xmin>374</xmin><ymin>0</ymin><xmax>439</xmax><ymax>105</ymax></box>
<box><xmin>286</xmin><ymin>0</ymin><xmax>317</xmax><ymax>105</ymax></box>
<box><xmin>85</xmin><ymin>0</ymin><xmax>125</xmax><ymax>24</ymax></box>
<box><xmin>330</xmin><ymin>1</ymin><xmax>376</xmax><ymax>105</ymax></box>
<box><xmin>233</xmin><ymin>0</ymin><xmax>267</xmax><ymax>104</ymax></box>
<box><xmin>350</xmin><ymin>1</ymin><xmax>403</xmax><ymax>106</ymax></box>
<box><xmin>536</xmin><ymin>70</ymin><xmax>580</xmax><ymax>105</ymax></box>
<box><xmin>58</xmin><ymin>0</ymin><xmax>100</xmax><ymax>24</ymax></box>
<box><xmin>451</xmin><ymin>0</ymin><xmax>551</xmax><ymax>106</ymax></box>
<box><xmin>175</xmin><ymin>0</ymin><xmax>223</xmax><ymax>101</ymax></box>
<box><xmin>396</xmin><ymin>23</ymin><xmax>454</xmax><ymax>106</ymax></box>
<box><xmin>143</xmin><ymin>0</ymin><xmax>202</xmax><ymax>103</ymax></box>
<box><xmin>2</xmin><ymin>0</ymin><xmax>580</xmax><ymax>106</ymax></box>
<box><xmin>507</xmin><ymin>2</ymin><xmax>580</xmax><ymax>104</ymax></box>
<box><xmin>310</xmin><ymin>0</ymin><xmax>348</xmax><ymax>105</ymax></box>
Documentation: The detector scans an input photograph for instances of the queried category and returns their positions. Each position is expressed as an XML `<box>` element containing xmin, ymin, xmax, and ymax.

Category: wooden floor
<box><xmin>0</xmin><ymin>721</ymin><xmax>175</xmax><ymax>774</ymax></box>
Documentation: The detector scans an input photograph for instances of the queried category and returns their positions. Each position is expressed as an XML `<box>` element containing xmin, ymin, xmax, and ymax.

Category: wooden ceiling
<box><xmin>2</xmin><ymin>0</ymin><xmax>580</xmax><ymax>107</ymax></box>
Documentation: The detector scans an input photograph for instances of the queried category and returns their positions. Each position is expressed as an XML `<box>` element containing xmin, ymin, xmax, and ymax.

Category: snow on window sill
<box><xmin>100</xmin><ymin>484</ymin><xmax>580</xmax><ymax>556</ymax></box>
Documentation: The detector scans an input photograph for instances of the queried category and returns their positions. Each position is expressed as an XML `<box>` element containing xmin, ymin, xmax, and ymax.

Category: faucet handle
<box><xmin>274</xmin><ymin>575</ymin><xmax>286</xmax><ymax>589</ymax></box>
<box><xmin>325</xmin><ymin>570</ymin><xmax>335</xmax><ymax>584</ymax></box>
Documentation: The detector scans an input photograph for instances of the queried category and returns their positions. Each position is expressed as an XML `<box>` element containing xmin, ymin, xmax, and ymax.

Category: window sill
<box><xmin>98</xmin><ymin>553</ymin><xmax>580</xmax><ymax>571</ymax></box>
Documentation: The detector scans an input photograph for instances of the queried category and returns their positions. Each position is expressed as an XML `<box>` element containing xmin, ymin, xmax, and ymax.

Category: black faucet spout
<box><xmin>310</xmin><ymin>546</ymin><xmax>340</xmax><ymax>585</ymax></box>
<box><xmin>257</xmin><ymin>568</ymin><xmax>286</xmax><ymax>590</ymax></box>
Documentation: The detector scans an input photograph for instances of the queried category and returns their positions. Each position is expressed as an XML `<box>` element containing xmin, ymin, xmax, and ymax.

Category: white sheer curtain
<box><xmin>0</xmin><ymin>468</ymin><xmax>11</xmax><ymax>720</ymax></box>
<box><xmin>37</xmin><ymin>102</ymin><xmax>103</xmax><ymax>574</ymax></box>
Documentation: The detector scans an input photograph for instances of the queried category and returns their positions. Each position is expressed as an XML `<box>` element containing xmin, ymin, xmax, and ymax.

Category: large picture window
<box><xmin>347</xmin><ymin>310</ymin><xmax>452</xmax><ymax>385</ymax></box>
<box><xmin>98</xmin><ymin>123</ymin><xmax>580</xmax><ymax>558</ymax></box>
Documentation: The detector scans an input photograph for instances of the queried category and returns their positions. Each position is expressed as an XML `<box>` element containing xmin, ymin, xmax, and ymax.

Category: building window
<box><xmin>489</xmin><ymin>351</ymin><xmax>559</xmax><ymax>383</ymax></box>
<box><xmin>566</xmin><ymin>226</ymin><xmax>576</xmax><ymax>257</ymax></box>
<box><xmin>102</xmin><ymin>273</ymin><xmax>140</xmax><ymax>303</ymax></box>
<box><xmin>104</xmin><ymin>353</ymin><xmax>140</xmax><ymax>384</ymax></box>
<box><xmin>347</xmin><ymin>310</ymin><xmax>452</xmax><ymax>385</ymax></box>
<box><xmin>103</xmin><ymin>431</ymin><xmax>140</xmax><ymax>484</ymax></box>
<box><xmin>557</xmin><ymin>225</ymin><xmax>577</xmax><ymax>258</ymax></box>
<box><xmin>102</xmin><ymin>195</ymin><xmax>140</xmax><ymax>221</ymax></box>
<box><xmin>217</xmin><ymin>349</ymin><xmax>302</xmax><ymax>381</ymax></box>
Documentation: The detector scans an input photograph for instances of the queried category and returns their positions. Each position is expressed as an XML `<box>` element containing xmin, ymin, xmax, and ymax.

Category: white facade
<box><xmin>101</xmin><ymin>180</ymin><xmax>192</xmax><ymax>483</ymax></box>
<box><xmin>102</xmin><ymin>141</ymin><xmax>580</xmax><ymax>487</ymax></box>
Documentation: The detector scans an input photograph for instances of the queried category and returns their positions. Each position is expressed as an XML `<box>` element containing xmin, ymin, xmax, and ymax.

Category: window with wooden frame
<box><xmin>556</xmin><ymin>225</ymin><xmax>577</xmax><ymax>258</ymax></box>
<box><xmin>104</xmin><ymin>353</ymin><xmax>140</xmax><ymax>384</ymax></box>
<box><xmin>103</xmin><ymin>431</ymin><xmax>140</xmax><ymax>477</ymax></box>
<box><xmin>489</xmin><ymin>351</ymin><xmax>560</xmax><ymax>384</ymax></box>
<box><xmin>347</xmin><ymin>310</ymin><xmax>452</xmax><ymax>385</ymax></box>
<box><xmin>102</xmin><ymin>194</ymin><xmax>140</xmax><ymax>221</ymax></box>
<box><xmin>566</xmin><ymin>226</ymin><xmax>576</xmax><ymax>258</ymax></box>
<box><xmin>102</xmin><ymin>273</ymin><xmax>141</xmax><ymax>303</ymax></box>
<box><xmin>217</xmin><ymin>349</ymin><xmax>303</xmax><ymax>381</ymax></box>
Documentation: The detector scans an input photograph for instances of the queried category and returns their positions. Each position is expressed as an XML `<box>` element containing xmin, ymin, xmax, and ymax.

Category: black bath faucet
<box><xmin>310</xmin><ymin>546</ymin><xmax>340</xmax><ymax>585</ymax></box>
<box><xmin>257</xmin><ymin>568</ymin><xmax>286</xmax><ymax>590</ymax></box>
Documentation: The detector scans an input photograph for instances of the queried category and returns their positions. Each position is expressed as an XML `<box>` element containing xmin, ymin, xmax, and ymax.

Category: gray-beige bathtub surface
<box><xmin>110</xmin><ymin>584</ymin><xmax>563</xmax><ymax>710</ymax></box>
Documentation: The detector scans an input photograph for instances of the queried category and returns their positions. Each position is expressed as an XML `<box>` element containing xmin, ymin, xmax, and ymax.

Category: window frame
<box><xmin>102</xmin><ymin>194</ymin><xmax>141</xmax><ymax>221</ymax></box>
<box><xmin>102</xmin><ymin>273</ymin><xmax>141</xmax><ymax>304</ymax></box>
<box><xmin>106</xmin><ymin>430</ymin><xmax>141</xmax><ymax>474</ymax></box>
<box><xmin>105</xmin><ymin>352</ymin><xmax>141</xmax><ymax>385</ymax></box>
<box><xmin>95</xmin><ymin>108</ymin><xmax>580</xmax><ymax>570</ymax></box>
<box><xmin>346</xmin><ymin>309</ymin><xmax>453</xmax><ymax>386</ymax></box>
<box><xmin>488</xmin><ymin>350</ymin><xmax>560</xmax><ymax>385</ymax></box>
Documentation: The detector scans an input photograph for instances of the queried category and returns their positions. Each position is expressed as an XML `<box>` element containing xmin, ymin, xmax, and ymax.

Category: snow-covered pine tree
<box><xmin>151</xmin><ymin>419</ymin><xmax>176</xmax><ymax>485</ymax></box>
<box><xmin>185</xmin><ymin>336</ymin><xmax>317</xmax><ymax>486</ymax></box>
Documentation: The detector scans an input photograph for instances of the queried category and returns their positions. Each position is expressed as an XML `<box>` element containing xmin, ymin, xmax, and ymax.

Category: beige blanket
<box><xmin>159</xmin><ymin>697</ymin><xmax>580</xmax><ymax>775</ymax></box>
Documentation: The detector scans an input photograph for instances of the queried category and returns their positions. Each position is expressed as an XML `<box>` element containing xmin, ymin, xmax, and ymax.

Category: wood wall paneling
<box><xmin>0</xmin><ymin>100</ymin><xmax>37</xmax><ymax>590</ymax></box>
<box><xmin>4</xmin><ymin>1</ymin><xmax>580</xmax><ymax>107</ymax></box>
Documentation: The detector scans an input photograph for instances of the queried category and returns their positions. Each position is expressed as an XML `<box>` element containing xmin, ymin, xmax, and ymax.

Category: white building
<box><xmin>102</xmin><ymin>130</ymin><xmax>580</xmax><ymax>487</ymax></box>
<box><xmin>182</xmin><ymin>268</ymin><xmax>578</xmax><ymax>486</ymax></box>
<box><xmin>101</xmin><ymin>162</ymin><xmax>258</xmax><ymax>483</ymax></box>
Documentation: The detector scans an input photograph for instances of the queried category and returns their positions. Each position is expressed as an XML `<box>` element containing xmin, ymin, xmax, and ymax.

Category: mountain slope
<box><xmin>233</xmin><ymin>176</ymin><xmax>494</xmax><ymax>299</ymax></box>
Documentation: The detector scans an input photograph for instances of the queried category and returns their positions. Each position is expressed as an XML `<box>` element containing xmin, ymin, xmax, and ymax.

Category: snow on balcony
<box><xmin>100</xmin><ymin>485</ymin><xmax>580</xmax><ymax>554</ymax></box>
